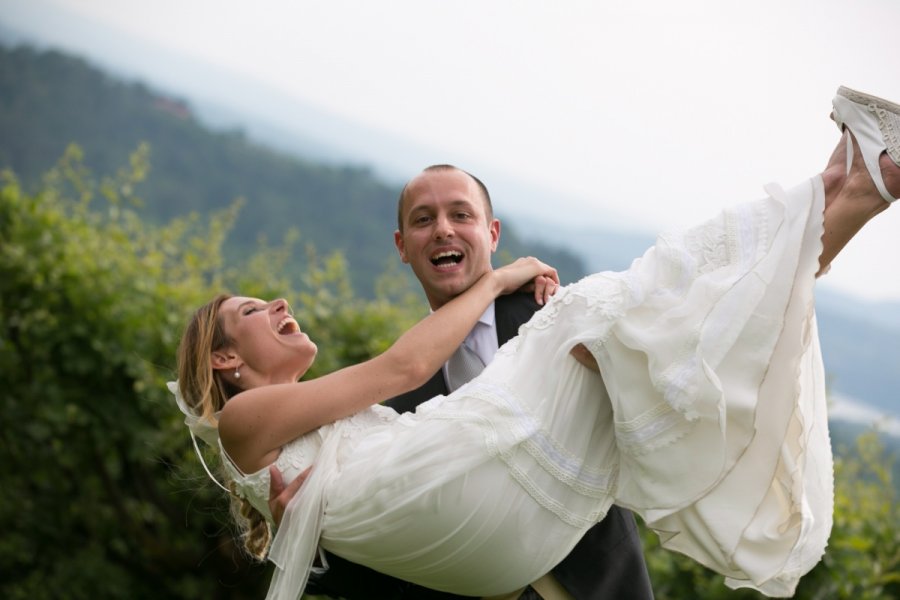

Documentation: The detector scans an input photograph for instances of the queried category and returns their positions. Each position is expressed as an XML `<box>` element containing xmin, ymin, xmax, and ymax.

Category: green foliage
<box><xmin>640</xmin><ymin>431</ymin><xmax>900</xmax><ymax>599</ymax></box>
<box><xmin>0</xmin><ymin>147</ymin><xmax>415</xmax><ymax>598</ymax></box>
<box><xmin>803</xmin><ymin>432</ymin><xmax>900</xmax><ymax>599</ymax></box>
<box><xmin>1</xmin><ymin>144</ymin><xmax>250</xmax><ymax>597</ymax></box>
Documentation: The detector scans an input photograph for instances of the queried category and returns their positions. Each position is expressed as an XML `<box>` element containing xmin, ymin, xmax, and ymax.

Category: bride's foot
<box><xmin>823</xmin><ymin>130</ymin><xmax>900</xmax><ymax>214</ymax></box>
<box><xmin>817</xmin><ymin>89</ymin><xmax>900</xmax><ymax>275</ymax></box>
<box><xmin>831</xmin><ymin>86</ymin><xmax>900</xmax><ymax>203</ymax></box>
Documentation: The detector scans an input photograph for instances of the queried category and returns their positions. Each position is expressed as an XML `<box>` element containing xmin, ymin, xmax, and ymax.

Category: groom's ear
<box><xmin>394</xmin><ymin>230</ymin><xmax>409</xmax><ymax>264</ymax></box>
<box><xmin>211</xmin><ymin>349</ymin><xmax>239</xmax><ymax>371</ymax></box>
<box><xmin>489</xmin><ymin>218</ymin><xmax>501</xmax><ymax>252</ymax></box>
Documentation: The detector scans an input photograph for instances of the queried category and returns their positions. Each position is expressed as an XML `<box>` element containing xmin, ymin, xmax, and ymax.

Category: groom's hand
<box><xmin>268</xmin><ymin>465</ymin><xmax>311</xmax><ymax>526</ymax></box>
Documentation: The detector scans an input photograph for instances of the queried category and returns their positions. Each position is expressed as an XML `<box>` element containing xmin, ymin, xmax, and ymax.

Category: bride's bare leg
<box><xmin>817</xmin><ymin>131</ymin><xmax>899</xmax><ymax>275</ymax></box>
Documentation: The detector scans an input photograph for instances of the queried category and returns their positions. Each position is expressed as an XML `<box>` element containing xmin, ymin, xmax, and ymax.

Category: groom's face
<box><xmin>395</xmin><ymin>169</ymin><xmax>500</xmax><ymax>309</ymax></box>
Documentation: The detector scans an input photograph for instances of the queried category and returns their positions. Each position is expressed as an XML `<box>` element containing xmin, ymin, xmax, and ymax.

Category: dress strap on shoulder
<box><xmin>192</xmin><ymin>432</ymin><xmax>230</xmax><ymax>492</ymax></box>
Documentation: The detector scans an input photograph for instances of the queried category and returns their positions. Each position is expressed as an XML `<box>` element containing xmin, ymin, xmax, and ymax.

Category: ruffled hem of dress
<box><xmin>627</xmin><ymin>179</ymin><xmax>833</xmax><ymax>596</ymax></box>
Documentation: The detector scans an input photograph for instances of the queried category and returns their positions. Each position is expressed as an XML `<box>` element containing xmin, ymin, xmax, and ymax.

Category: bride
<box><xmin>171</xmin><ymin>87</ymin><xmax>899</xmax><ymax>599</ymax></box>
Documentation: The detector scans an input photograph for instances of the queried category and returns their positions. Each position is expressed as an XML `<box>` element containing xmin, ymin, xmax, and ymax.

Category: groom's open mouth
<box><xmin>430</xmin><ymin>250</ymin><xmax>464</xmax><ymax>269</ymax></box>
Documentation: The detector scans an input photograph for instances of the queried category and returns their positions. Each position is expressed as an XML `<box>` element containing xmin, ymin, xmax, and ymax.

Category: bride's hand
<box><xmin>491</xmin><ymin>257</ymin><xmax>560</xmax><ymax>305</ymax></box>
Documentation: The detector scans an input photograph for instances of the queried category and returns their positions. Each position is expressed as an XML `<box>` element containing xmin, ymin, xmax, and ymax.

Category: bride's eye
<box><xmin>243</xmin><ymin>306</ymin><xmax>262</xmax><ymax>315</ymax></box>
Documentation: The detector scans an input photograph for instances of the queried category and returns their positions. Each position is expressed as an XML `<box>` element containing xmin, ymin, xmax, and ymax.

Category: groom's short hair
<box><xmin>396</xmin><ymin>164</ymin><xmax>494</xmax><ymax>232</ymax></box>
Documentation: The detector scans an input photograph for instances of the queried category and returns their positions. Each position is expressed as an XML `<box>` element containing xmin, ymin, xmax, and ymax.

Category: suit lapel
<box><xmin>495</xmin><ymin>293</ymin><xmax>541</xmax><ymax>345</ymax></box>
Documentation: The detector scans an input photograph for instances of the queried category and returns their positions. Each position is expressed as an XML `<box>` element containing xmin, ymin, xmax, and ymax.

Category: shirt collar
<box><xmin>476</xmin><ymin>301</ymin><xmax>495</xmax><ymax>330</ymax></box>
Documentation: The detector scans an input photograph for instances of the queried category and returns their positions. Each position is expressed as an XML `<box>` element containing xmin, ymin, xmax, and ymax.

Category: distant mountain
<box><xmin>814</xmin><ymin>292</ymin><xmax>900</xmax><ymax>418</ymax></box>
<box><xmin>0</xmin><ymin>43</ymin><xmax>587</xmax><ymax>293</ymax></box>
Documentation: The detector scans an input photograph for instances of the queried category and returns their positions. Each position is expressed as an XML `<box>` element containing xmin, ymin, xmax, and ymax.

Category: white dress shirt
<box><xmin>442</xmin><ymin>301</ymin><xmax>498</xmax><ymax>387</ymax></box>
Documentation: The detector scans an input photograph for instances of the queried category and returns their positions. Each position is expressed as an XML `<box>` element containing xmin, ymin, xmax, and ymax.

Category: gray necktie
<box><xmin>446</xmin><ymin>342</ymin><xmax>485</xmax><ymax>391</ymax></box>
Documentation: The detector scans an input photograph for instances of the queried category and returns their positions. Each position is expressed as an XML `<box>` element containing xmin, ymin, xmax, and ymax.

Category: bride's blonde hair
<box><xmin>176</xmin><ymin>293</ymin><xmax>271</xmax><ymax>559</ymax></box>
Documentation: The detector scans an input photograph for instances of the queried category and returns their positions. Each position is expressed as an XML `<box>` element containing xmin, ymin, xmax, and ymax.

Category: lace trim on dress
<box><xmin>520</xmin><ymin>271</ymin><xmax>635</xmax><ymax>336</ymax></box>
<box><xmin>613</xmin><ymin>401</ymin><xmax>694</xmax><ymax>456</ymax></box>
<box><xmin>443</xmin><ymin>381</ymin><xmax>615</xmax><ymax>527</ymax></box>
<box><xmin>464</xmin><ymin>381</ymin><xmax>614</xmax><ymax>490</ymax></box>
<box><xmin>219</xmin><ymin>440</ymin><xmax>275</xmax><ymax>524</ymax></box>
<box><xmin>579</xmin><ymin>202</ymin><xmax>773</xmax><ymax>460</ymax></box>
<box><xmin>647</xmin><ymin>201</ymin><xmax>766</xmax><ymax>418</ymax></box>
<box><xmin>506</xmin><ymin>458</ymin><xmax>614</xmax><ymax>528</ymax></box>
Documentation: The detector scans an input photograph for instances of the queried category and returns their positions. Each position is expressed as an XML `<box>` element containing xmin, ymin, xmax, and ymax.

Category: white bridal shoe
<box><xmin>832</xmin><ymin>86</ymin><xmax>900</xmax><ymax>203</ymax></box>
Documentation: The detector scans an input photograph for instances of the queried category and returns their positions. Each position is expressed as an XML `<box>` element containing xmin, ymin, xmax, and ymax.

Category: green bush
<box><xmin>0</xmin><ymin>147</ymin><xmax>416</xmax><ymax>598</ymax></box>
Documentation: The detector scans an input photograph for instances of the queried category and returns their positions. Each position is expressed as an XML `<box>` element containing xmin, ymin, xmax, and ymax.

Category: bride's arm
<box><xmin>219</xmin><ymin>257</ymin><xmax>558</xmax><ymax>472</ymax></box>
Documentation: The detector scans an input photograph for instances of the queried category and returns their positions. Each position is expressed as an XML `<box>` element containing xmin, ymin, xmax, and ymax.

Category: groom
<box><xmin>273</xmin><ymin>165</ymin><xmax>654</xmax><ymax>599</ymax></box>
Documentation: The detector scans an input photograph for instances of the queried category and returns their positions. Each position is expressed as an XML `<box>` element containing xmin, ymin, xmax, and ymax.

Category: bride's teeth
<box><xmin>276</xmin><ymin>317</ymin><xmax>298</xmax><ymax>333</ymax></box>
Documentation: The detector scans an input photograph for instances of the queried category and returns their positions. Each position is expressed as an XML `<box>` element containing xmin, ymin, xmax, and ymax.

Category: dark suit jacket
<box><xmin>308</xmin><ymin>293</ymin><xmax>654</xmax><ymax>600</ymax></box>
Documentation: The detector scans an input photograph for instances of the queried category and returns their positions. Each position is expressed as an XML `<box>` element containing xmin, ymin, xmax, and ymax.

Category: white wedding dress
<box><xmin>225</xmin><ymin>178</ymin><xmax>834</xmax><ymax>599</ymax></box>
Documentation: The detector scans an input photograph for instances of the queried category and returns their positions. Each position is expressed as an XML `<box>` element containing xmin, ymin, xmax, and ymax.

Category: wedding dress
<box><xmin>220</xmin><ymin>174</ymin><xmax>834</xmax><ymax>600</ymax></box>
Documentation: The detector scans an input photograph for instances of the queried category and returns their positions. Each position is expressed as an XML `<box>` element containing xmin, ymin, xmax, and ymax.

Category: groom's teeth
<box><xmin>431</xmin><ymin>250</ymin><xmax>463</xmax><ymax>265</ymax></box>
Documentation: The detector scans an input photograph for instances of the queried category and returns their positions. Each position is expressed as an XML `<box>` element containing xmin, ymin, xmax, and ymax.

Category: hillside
<box><xmin>0</xmin><ymin>44</ymin><xmax>586</xmax><ymax>293</ymax></box>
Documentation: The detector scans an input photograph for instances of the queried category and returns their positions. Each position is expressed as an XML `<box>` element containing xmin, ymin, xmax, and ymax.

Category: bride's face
<box><xmin>218</xmin><ymin>296</ymin><xmax>317</xmax><ymax>383</ymax></box>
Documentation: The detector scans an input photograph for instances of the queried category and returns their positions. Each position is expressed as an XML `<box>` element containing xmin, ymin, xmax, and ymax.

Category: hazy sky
<box><xmin>5</xmin><ymin>0</ymin><xmax>900</xmax><ymax>301</ymax></box>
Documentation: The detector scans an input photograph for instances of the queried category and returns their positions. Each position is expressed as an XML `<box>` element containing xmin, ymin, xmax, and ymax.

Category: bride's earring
<box><xmin>234</xmin><ymin>366</ymin><xmax>241</xmax><ymax>379</ymax></box>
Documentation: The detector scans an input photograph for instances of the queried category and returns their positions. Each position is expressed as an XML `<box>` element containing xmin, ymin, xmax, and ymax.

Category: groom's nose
<box><xmin>433</xmin><ymin>214</ymin><xmax>454</xmax><ymax>239</ymax></box>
